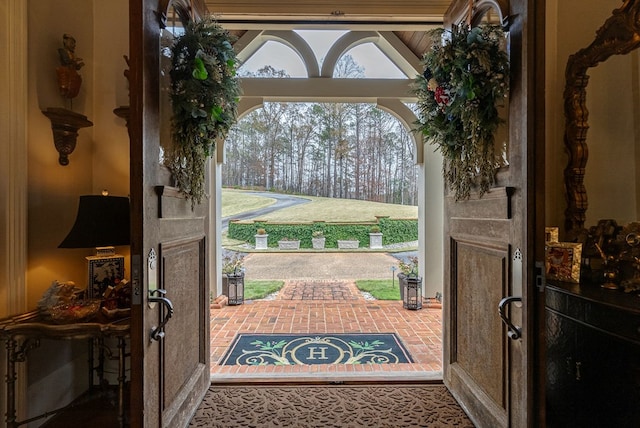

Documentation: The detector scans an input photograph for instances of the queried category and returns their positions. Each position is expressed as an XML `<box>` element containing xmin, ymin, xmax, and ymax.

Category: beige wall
<box><xmin>23</xmin><ymin>1</ymin><xmax>129</xmax><ymax>425</ymax></box>
<box><xmin>27</xmin><ymin>0</ymin><xmax>129</xmax><ymax>309</ymax></box>
<box><xmin>546</xmin><ymin>0</ymin><xmax>639</xmax><ymax>237</ymax></box>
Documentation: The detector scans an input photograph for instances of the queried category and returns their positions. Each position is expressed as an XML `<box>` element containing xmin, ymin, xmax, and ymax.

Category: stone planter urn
<box><xmin>337</xmin><ymin>239</ymin><xmax>359</xmax><ymax>249</ymax></box>
<box><xmin>278</xmin><ymin>239</ymin><xmax>300</xmax><ymax>250</ymax></box>
<box><xmin>312</xmin><ymin>237</ymin><xmax>326</xmax><ymax>249</ymax></box>
<box><xmin>255</xmin><ymin>233</ymin><xmax>268</xmax><ymax>250</ymax></box>
<box><xmin>369</xmin><ymin>232</ymin><xmax>383</xmax><ymax>249</ymax></box>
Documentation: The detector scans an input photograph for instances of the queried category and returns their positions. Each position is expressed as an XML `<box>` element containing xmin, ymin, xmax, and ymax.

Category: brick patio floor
<box><xmin>210</xmin><ymin>279</ymin><xmax>443</xmax><ymax>382</ymax></box>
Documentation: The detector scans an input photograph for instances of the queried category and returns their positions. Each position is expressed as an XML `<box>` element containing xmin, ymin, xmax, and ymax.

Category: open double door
<box><xmin>126</xmin><ymin>0</ymin><xmax>545</xmax><ymax>426</ymax></box>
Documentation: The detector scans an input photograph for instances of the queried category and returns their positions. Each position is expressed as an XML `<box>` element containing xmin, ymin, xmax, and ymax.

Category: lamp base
<box><xmin>86</xmin><ymin>253</ymin><xmax>125</xmax><ymax>299</ymax></box>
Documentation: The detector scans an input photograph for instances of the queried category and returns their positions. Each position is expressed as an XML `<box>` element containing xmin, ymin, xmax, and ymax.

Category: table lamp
<box><xmin>59</xmin><ymin>194</ymin><xmax>130</xmax><ymax>298</ymax></box>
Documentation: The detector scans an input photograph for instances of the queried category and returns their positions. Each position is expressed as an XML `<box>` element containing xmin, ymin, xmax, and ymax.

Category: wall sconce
<box><xmin>59</xmin><ymin>193</ymin><xmax>130</xmax><ymax>297</ymax></box>
<box><xmin>42</xmin><ymin>107</ymin><xmax>93</xmax><ymax>166</ymax></box>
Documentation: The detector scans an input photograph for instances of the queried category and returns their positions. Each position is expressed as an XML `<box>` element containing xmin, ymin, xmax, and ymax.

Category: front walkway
<box><xmin>210</xmin><ymin>278</ymin><xmax>443</xmax><ymax>382</ymax></box>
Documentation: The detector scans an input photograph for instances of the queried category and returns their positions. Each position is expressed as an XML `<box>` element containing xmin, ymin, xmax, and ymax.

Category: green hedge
<box><xmin>228</xmin><ymin>218</ymin><xmax>417</xmax><ymax>249</ymax></box>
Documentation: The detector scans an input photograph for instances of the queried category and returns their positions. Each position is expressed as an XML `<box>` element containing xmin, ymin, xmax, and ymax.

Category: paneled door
<box><xmin>128</xmin><ymin>0</ymin><xmax>211</xmax><ymax>426</ymax></box>
<box><xmin>442</xmin><ymin>1</ymin><xmax>545</xmax><ymax>427</ymax></box>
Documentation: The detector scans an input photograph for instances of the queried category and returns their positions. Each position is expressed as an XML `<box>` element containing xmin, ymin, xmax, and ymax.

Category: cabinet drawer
<box><xmin>546</xmin><ymin>285</ymin><xmax>640</xmax><ymax>345</ymax></box>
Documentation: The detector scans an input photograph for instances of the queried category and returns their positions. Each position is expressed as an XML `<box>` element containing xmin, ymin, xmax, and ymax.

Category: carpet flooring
<box><xmin>188</xmin><ymin>383</ymin><xmax>474</xmax><ymax>427</ymax></box>
<box><xmin>220</xmin><ymin>333</ymin><xmax>413</xmax><ymax>366</ymax></box>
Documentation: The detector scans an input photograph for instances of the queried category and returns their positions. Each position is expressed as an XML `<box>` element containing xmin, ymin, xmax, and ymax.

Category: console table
<box><xmin>0</xmin><ymin>310</ymin><xmax>130</xmax><ymax>428</ymax></box>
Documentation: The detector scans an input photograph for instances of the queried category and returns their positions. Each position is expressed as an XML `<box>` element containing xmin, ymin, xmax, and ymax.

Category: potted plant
<box><xmin>337</xmin><ymin>237</ymin><xmax>360</xmax><ymax>249</ymax></box>
<box><xmin>166</xmin><ymin>15</ymin><xmax>241</xmax><ymax>207</ymax></box>
<box><xmin>222</xmin><ymin>252</ymin><xmax>245</xmax><ymax>305</ymax></box>
<box><xmin>278</xmin><ymin>237</ymin><xmax>300</xmax><ymax>250</ymax></box>
<box><xmin>255</xmin><ymin>228</ymin><xmax>268</xmax><ymax>250</ymax></box>
<box><xmin>311</xmin><ymin>230</ymin><xmax>325</xmax><ymax>250</ymax></box>
<box><xmin>369</xmin><ymin>225</ymin><xmax>383</xmax><ymax>249</ymax></box>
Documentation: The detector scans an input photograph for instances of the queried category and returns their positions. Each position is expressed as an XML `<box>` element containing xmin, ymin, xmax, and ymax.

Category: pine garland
<box><xmin>414</xmin><ymin>25</ymin><xmax>509</xmax><ymax>200</ymax></box>
<box><xmin>168</xmin><ymin>16</ymin><xmax>241</xmax><ymax>206</ymax></box>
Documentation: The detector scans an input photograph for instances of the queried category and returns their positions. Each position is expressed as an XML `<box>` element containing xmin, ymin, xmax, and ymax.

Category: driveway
<box><xmin>222</xmin><ymin>192</ymin><xmax>310</xmax><ymax>230</ymax></box>
<box><xmin>242</xmin><ymin>252</ymin><xmax>402</xmax><ymax>281</ymax></box>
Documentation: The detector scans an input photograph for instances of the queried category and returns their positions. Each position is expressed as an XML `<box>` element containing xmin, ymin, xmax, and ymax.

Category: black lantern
<box><xmin>403</xmin><ymin>276</ymin><xmax>423</xmax><ymax>310</ymax></box>
<box><xmin>224</xmin><ymin>273</ymin><xmax>245</xmax><ymax>305</ymax></box>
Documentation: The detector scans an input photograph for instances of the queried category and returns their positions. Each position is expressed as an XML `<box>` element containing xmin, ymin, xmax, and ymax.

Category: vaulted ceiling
<box><xmin>203</xmin><ymin>0</ymin><xmax>451</xmax><ymax>59</ymax></box>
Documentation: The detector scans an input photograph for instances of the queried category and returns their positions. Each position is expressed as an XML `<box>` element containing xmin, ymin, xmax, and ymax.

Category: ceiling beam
<box><xmin>207</xmin><ymin>0</ymin><xmax>448</xmax><ymax>28</ymax></box>
<box><xmin>239</xmin><ymin>78</ymin><xmax>417</xmax><ymax>102</ymax></box>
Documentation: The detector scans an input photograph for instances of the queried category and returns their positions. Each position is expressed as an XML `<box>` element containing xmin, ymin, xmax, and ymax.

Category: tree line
<box><xmin>222</xmin><ymin>60</ymin><xmax>419</xmax><ymax>206</ymax></box>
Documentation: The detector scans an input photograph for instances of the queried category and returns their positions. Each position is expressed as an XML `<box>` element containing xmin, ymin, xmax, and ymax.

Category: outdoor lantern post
<box><xmin>402</xmin><ymin>276</ymin><xmax>422</xmax><ymax>310</ymax></box>
<box><xmin>225</xmin><ymin>272</ymin><xmax>245</xmax><ymax>305</ymax></box>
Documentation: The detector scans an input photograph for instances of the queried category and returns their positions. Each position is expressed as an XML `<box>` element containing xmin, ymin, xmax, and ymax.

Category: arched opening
<box><xmin>209</xmin><ymin>29</ymin><xmax>445</xmax><ymax>378</ymax></box>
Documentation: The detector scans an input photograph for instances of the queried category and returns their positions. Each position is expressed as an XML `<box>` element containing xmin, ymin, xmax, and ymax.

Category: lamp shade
<box><xmin>58</xmin><ymin>195</ymin><xmax>130</xmax><ymax>248</ymax></box>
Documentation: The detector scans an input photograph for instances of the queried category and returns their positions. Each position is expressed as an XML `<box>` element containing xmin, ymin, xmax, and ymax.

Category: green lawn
<box><xmin>244</xmin><ymin>280</ymin><xmax>284</xmax><ymax>300</ymax></box>
<box><xmin>355</xmin><ymin>279</ymin><xmax>401</xmax><ymax>300</ymax></box>
<box><xmin>222</xmin><ymin>189</ymin><xmax>276</xmax><ymax>218</ymax></box>
<box><xmin>222</xmin><ymin>189</ymin><xmax>417</xmax><ymax>222</ymax></box>
<box><xmin>246</xmin><ymin>280</ymin><xmax>402</xmax><ymax>301</ymax></box>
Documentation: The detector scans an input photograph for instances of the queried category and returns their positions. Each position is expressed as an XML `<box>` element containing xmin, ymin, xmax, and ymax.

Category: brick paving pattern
<box><xmin>210</xmin><ymin>279</ymin><xmax>443</xmax><ymax>380</ymax></box>
<box><xmin>278</xmin><ymin>280</ymin><xmax>361</xmax><ymax>300</ymax></box>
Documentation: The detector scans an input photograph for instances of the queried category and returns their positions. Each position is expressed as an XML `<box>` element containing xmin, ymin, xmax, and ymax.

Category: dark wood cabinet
<box><xmin>546</xmin><ymin>282</ymin><xmax>640</xmax><ymax>427</ymax></box>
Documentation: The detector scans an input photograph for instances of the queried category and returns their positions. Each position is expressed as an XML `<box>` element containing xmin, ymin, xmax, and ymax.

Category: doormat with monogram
<box><xmin>219</xmin><ymin>333</ymin><xmax>413</xmax><ymax>366</ymax></box>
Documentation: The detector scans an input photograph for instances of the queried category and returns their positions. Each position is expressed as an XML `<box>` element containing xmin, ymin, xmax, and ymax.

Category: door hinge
<box><xmin>535</xmin><ymin>261</ymin><xmax>546</xmax><ymax>292</ymax></box>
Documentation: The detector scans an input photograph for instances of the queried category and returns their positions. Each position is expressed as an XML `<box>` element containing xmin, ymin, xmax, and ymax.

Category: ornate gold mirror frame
<box><xmin>563</xmin><ymin>0</ymin><xmax>640</xmax><ymax>240</ymax></box>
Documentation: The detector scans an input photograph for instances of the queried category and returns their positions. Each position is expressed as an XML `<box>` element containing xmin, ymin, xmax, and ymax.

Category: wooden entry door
<box><xmin>128</xmin><ymin>0</ymin><xmax>211</xmax><ymax>426</ymax></box>
<box><xmin>442</xmin><ymin>1</ymin><xmax>544</xmax><ymax>427</ymax></box>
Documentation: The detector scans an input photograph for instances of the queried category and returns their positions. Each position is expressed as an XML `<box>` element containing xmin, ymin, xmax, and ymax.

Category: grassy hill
<box><xmin>222</xmin><ymin>189</ymin><xmax>418</xmax><ymax>222</ymax></box>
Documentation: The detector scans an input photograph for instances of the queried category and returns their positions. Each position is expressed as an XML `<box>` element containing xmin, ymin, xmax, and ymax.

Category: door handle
<box><xmin>148</xmin><ymin>289</ymin><xmax>174</xmax><ymax>341</ymax></box>
<box><xmin>498</xmin><ymin>296</ymin><xmax>522</xmax><ymax>340</ymax></box>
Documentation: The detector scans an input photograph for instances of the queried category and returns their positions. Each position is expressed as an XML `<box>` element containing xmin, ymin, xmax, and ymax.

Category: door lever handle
<box><xmin>149</xmin><ymin>290</ymin><xmax>174</xmax><ymax>341</ymax></box>
<box><xmin>498</xmin><ymin>296</ymin><xmax>522</xmax><ymax>340</ymax></box>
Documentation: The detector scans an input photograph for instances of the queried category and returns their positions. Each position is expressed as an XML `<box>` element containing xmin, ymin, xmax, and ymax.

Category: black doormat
<box><xmin>219</xmin><ymin>333</ymin><xmax>413</xmax><ymax>366</ymax></box>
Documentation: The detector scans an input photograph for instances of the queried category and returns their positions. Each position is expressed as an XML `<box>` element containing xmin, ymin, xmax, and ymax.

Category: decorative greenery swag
<box><xmin>168</xmin><ymin>16</ymin><xmax>241</xmax><ymax>206</ymax></box>
<box><xmin>414</xmin><ymin>24</ymin><xmax>509</xmax><ymax>200</ymax></box>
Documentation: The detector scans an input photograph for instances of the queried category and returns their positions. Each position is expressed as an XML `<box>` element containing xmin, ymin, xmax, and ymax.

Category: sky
<box><xmin>240</xmin><ymin>30</ymin><xmax>406</xmax><ymax>78</ymax></box>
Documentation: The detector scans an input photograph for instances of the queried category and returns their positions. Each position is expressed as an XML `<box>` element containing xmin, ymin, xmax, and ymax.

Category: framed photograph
<box><xmin>545</xmin><ymin>242</ymin><xmax>582</xmax><ymax>283</ymax></box>
<box><xmin>86</xmin><ymin>255</ymin><xmax>125</xmax><ymax>299</ymax></box>
<box><xmin>545</xmin><ymin>227</ymin><xmax>559</xmax><ymax>243</ymax></box>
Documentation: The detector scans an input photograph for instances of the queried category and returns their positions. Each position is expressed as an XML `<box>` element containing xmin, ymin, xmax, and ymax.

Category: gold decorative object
<box><xmin>48</xmin><ymin>299</ymin><xmax>101</xmax><ymax>324</ymax></box>
<box><xmin>56</xmin><ymin>33</ymin><xmax>84</xmax><ymax>99</ymax></box>
<box><xmin>545</xmin><ymin>242</ymin><xmax>583</xmax><ymax>283</ymax></box>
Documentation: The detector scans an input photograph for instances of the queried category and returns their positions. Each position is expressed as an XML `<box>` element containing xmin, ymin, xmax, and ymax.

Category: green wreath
<box><xmin>168</xmin><ymin>16</ymin><xmax>241</xmax><ymax>206</ymax></box>
<box><xmin>414</xmin><ymin>24</ymin><xmax>509</xmax><ymax>200</ymax></box>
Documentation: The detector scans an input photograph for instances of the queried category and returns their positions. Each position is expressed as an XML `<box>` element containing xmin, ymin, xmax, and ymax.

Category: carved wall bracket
<box><xmin>42</xmin><ymin>107</ymin><xmax>93</xmax><ymax>166</ymax></box>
